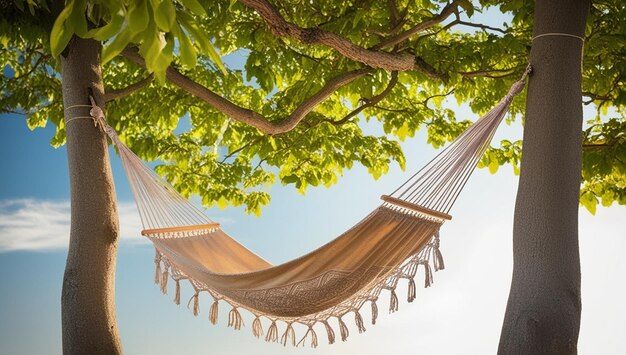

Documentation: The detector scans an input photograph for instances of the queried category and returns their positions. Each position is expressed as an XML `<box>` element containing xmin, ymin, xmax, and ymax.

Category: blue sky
<box><xmin>1</xmin><ymin>98</ymin><xmax>624</xmax><ymax>354</ymax></box>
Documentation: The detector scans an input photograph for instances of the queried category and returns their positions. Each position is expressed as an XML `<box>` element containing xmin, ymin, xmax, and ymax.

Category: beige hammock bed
<box><xmin>70</xmin><ymin>67</ymin><xmax>530</xmax><ymax>347</ymax></box>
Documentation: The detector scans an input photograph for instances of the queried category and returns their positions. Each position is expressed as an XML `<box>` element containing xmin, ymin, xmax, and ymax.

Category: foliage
<box><xmin>48</xmin><ymin>0</ymin><xmax>225</xmax><ymax>81</ymax></box>
<box><xmin>1</xmin><ymin>0</ymin><xmax>624</xmax><ymax>214</ymax></box>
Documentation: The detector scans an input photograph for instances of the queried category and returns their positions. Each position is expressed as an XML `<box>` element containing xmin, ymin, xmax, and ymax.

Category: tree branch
<box><xmin>121</xmin><ymin>47</ymin><xmax>370</xmax><ymax>135</ymax></box>
<box><xmin>1</xmin><ymin>52</ymin><xmax>49</xmax><ymax>91</ymax></box>
<box><xmin>104</xmin><ymin>74</ymin><xmax>154</xmax><ymax>102</ymax></box>
<box><xmin>419</xmin><ymin>89</ymin><xmax>455</xmax><ymax>107</ymax></box>
<box><xmin>239</xmin><ymin>0</ymin><xmax>449</xmax><ymax>80</ymax></box>
<box><xmin>453</xmin><ymin>20</ymin><xmax>507</xmax><ymax>34</ymax></box>
<box><xmin>582</xmin><ymin>142</ymin><xmax>613</xmax><ymax>149</ymax></box>
<box><xmin>372</xmin><ymin>0</ymin><xmax>461</xmax><ymax>50</ymax></box>
<box><xmin>220</xmin><ymin>135</ymin><xmax>264</xmax><ymax>163</ymax></box>
<box><xmin>326</xmin><ymin>71</ymin><xmax>399</xmax><ymax>125</ymax></box>
<box><xmin>460</xmin><ymin>68</ymin><xmax>520</xmax><ymax>78</ymax></box>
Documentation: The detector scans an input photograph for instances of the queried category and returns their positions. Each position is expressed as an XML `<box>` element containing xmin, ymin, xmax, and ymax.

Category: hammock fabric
<box><xmin>73</xmin><ymin>67</ymin><xmax>530</xmax><ymax>347</ymax></box>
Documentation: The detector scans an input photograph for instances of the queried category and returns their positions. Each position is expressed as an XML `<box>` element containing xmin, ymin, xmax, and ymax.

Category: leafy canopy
<box><xmin>1</xmin><ymin>0</ymin><xmax>624</xmax><ymax>215</ymax></box>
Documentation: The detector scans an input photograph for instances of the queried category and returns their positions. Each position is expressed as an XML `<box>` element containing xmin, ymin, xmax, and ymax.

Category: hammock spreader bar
<box><xmin>66</xmin><ymin>65</ymin><xmax>531</xmax><ymax>347</ymax></box>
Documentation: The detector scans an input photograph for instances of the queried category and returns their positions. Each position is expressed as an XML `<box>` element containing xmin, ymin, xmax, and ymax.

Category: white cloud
<box><xmin>0</xmin><ymin>198</ymin><xmax>147</xmax><ymax>252</ymax></box>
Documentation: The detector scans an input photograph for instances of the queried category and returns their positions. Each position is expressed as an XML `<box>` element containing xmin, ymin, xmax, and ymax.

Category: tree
<box><xmin>1</xmin><ymin>0</ymin><xmax>624</xmax><ymax>353</ymax></box>
<box><xmin>498</xmin><ymin>1</ymin><xmax>590</xmax><ymax>353</ymax></box>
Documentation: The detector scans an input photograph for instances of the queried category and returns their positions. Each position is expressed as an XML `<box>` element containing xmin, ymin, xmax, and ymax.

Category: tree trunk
<box><xmin>60</xmin><ymin>37</ymin><xmax>122</xmax><ymax>354</ymax></box>
<box><xmin>498</xmin><ymin>0</ymin><xmax>589</xmax><ymax>354</ymax></box>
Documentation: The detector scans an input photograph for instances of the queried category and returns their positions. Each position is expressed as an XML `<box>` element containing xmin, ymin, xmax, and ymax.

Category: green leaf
<box><xmin>177</xmin><ymin>11</ymin><xmax>226</xmax><ymax>75</ymax></box>
<box><xmin>85</xmin><ymin>9</ymin><xmax>125</xmax><ymax>41</ymax></box>
<box><xmin>580</xmin><ymin>191</ymin><xmax>598</xmax><ymax>215</ymax></box>
<box><xmin>128</xmin><ymin>0</ymin><xmax>149</xmax><ymax>35</ymax></box>
<box><xmin>458</xmin><ymin>0</ymin><xmax>475</xmax><ymax>17</ymax></box>
<box><xmin>179</xmin><ymin>0</ymin><xmax>207</xmax><ymax>16</ymax></box>
<box><xmin>204</xmin><ymin>42</ymin><xmax>227</xmax><ymax>75</ymax></box>
<box><xmin>154</xmin><ymin>0</ymin><xmax>176</xmax><ymax>32</ymax></box>
<box><xmin>174</xmin><ymin>24</ymin><xmax>197</xmax><ymax>68</ymax></box>
<box><xmin>488</xmin><ymin>151</ymin><xmax>500</xmax><ymax>174</ymax></box>
<box><xmin>601</xmin><ymin>190</ymin><xmax>615</xmax><ymax>207</ymax></box>
<box><xmin>217</xmin><ymin>196</ymin><xmax>228</xmax><ymax>209</ymax></box>
<box><xmin>68</xmin><ymin>0</ymin><xmax>88</xmax><ymax>37</ymax></box>
<box><xmin>152</xmin><ymin>33</ymin><xmax>175</xmax><ymax>83</ymax></box>
<box><xmin>488</xmin><ymin>160</ymin><xmax>499</xmax><ymax>174</ymax></box>
<box><xmin>396</xmin><ymin>122</ymin><xmax>410</xmax><ymax>141</ymax></box>
<box><xmin>49</xmin><ymin>1</ymin><xmax>74</xmax><ymax>58</ymax></box>
<box><xmin>101</xmin><ymin>26</ymin><xmax>131</xmax><ymax>63</ymax></box>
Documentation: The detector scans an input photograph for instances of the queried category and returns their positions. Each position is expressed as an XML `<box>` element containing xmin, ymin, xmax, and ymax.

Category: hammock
<box><xmin>69</xmin><ymin>66</ymin><xmax>530</xmax><ymax>347</ymax></box>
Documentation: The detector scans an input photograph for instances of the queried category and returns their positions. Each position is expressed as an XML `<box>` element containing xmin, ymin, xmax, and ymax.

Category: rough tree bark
<box><xmin>498</xmin><ymin>0</ymin><xmax>589</xmax><ymax>354</ymax></box>
<box><xmin>60</xmin><ymin>37</ymin><xmax>122</xmax><ymax>354</ymax></box>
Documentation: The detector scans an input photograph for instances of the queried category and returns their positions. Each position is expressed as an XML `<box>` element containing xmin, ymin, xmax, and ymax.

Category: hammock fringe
<box><xmin>338</xmin><ymin>316</ymin><xmax>349</xmax><ymax>342</ymax></box>
<box><xmin>187</xmin><ymin>292</ymin><xmax>200</xmax><ymax>316</ymax></box>
<box><xmin>370</xmin><ymin>299</ymin><xmax>378</xmax><ymax>325</ymax></box>
<box><xmin>296</xmin><ymin>325</ymin><xmax>318</xmax><ymax>348</ymax></box>
<box><xmin>265</xmin><ymin>320</ymin><xmax>279</xmax><ymax>343</ymax></box>
<box><xmin>424</xmin><ymin>262</ymin><xmax>433</xmax><ymax>288</ymax></box>
<box><xmin>152</xmin><ymin>230</ymin><xmax>445</xmax><ymax>347</ymax></box>
<box><xmin>252</xmin><ymin>316</ymin><xmax>263</xmax><ymax>338</ymax></box>
<box><xmin>154</xmin><ymin>257</ymin><xmax>161</xmax><ymax>285</ymax></box>
<box><xmin>434</xmin><ymin>248</ymin><xmax>445</xmax><ymax>271</ymax></box>
<box><xmin>174</xmin><ymin>280</ymin><xmax>181</xmax><ymax>305</ymax></box>
<box><xmin>280</xmin><ymin>322</ymin><xmax>296</xmax><ymax>346</ymax></box>
<box><xmin>407</xmin><ymin>277</ymin><xmax>416</xmax><ymax>303</ymax></box>
<box><xmin>160</xmin><ymin>266</ymin><xmax>169</xmax><ymax>294</ymax></box>
<box><xmin>228</xmin><ymin>306</ymin><xmax>244</xmax><ymax>330</ymax></box>
<box><xmin>354</xmin><ymin>310</ymin><xmax>366</xmax><ymax>333</ymax></box>
<box><xmin>389</xmin><ymin>289</ymin><xmax>399</xmax><ymax>313</ymax></box>
<box><xmin>209</xmin><ymin>299</ymin><xmax>219</xmax><ymax>325</ymax></box>
<box><xmin>322</xmin><ymin>320</ymin><xmax>335</xmax><ymax>345</ymax></box>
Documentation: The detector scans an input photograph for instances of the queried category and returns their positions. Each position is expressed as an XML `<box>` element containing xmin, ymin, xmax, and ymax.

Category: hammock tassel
<box><xmin>322</xmin><ymin>320</ymin><xmax>335</xmax><ymax>345</ymax></box>
<box><xmin>310</xmin><ymin>326</ymin><xmax>319</xmax><ymax>348</ymax></box>
<box><xmin>338</xmin><ymin>316</ymin><xmax>349</xmax><ymax>342</ymax></box>
<box><xmin>160</xmin><ymin>267</ymin><xmax>169</xmax><ymax>294</ymax></box>
<box><xmin>389</xmin><ymin>289</ymin><xmax>399</xmax><ymax>313</ymax></box>
<box><xmin>174</xmin><ymin>280</ymin><xmax>181</xmax><ymax>305</ymax></box>
<box><xmin>187</xmin><ymin>292</ymin><xmax>200</xmax><ymax>316</ymax></box>
<box><xmin>154</xmin><ymin>258</ymin><xmax>161</xmax><ymax>285</ymax></box>
<box><xmin>280</xmin><ymin>322</ymin><xmax>296</xmax><ymax>347</ymax></box>
<box><xmin>433</xmin><ymin>231</ymin><xmax>445</xmax><ymax>271</ymax></box>
<box><xmin>296</xmin><ymin>325</ymin><xmax>319</xmax><ymax>348</ymax></box>
<box><xmin>354</xmin><ymin>310</ymin><xmax>366</xmax><ymax>333</ymax></box>
<box><xmin>371</xmin><ymin>299</ymin><xmax>378</xmax><ymax>325</ymax></box>
<box><xmin>434</xmin><ymin>248</ymin><xmax>445</xmax><ymax>271</ymax></box>
<box><xmin>209</xmin><ymin>299</ymin><xmax>219</xmax><ymax>325</ymax></box>
<box><xmin>265</xmin><ymin>320</ymin><xmax>279</xmax><ymax>343</ymax></box>
<box><xmin>424</xmin><ymin>263</ymin><xmax>433</xmax><ymax>288</ymax></box>
<box><xmin>304</xmin><ymin>325</ymin><xmax>318</xmax><ymax>348</ymax></box>
<box><xmin>407</xmin><ymin>277</ymin><xmax>417</xmax><ymax>303</ymax></box>
<box><xmin>252</xmin><ymin>316</ymin><xmax>263</xmax><ymax>338</ymax></box>
<box><xmin>227</xmin><ymin>306</ymin><xmax>243</xmax><ymax>330</ymax></box>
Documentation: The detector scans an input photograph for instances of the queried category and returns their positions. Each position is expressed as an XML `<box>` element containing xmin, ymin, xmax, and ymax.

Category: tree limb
<box><xmin>460</xmin><ymin>68</ymin><xmax>520</xmax><ymax>78</ymax></box>
<box><xmin>121</xmin><ymin>47</ymin><xmax>371</xmax><ymax>135</ymax></box>
<box><xmin>104</xmin><ymin>74</ymin><xmax>154</xmax><ymax>102</ymax></box>
<box><xmin>372</xmin><ymin>0</ymin><xmax>461</xmax><ymax>50</ymax></box>
<box><xmin>239</xmin><ymin>0</ymin><xmax>450</xmax><ymax>80</ymax></box>
<box><xmin>0</xmin><ymin>52</ymin><xmax>48</xmax><ymax>91</ymax></box>
<box><xmin>582</xmin><ymin>142</ymin><xmax>613</xmax><ymax>149</ymax></box>
<box><xmin>453</xmin><ymin>20</ymin><xmax>507</xmax><ymax>34</ymax></box>
<box><xmin>326</xmin><ymin>71</ymin><xmax>399</xmax><ymax>125</ymax></box>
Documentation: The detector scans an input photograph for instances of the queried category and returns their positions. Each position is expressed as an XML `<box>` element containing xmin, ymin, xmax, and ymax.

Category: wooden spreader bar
<box><xmin>380</xmin><ymin>195</ymin><xmax>452</xmax><ymax>221</ymax></box>
<box><xmin>141</xmin><ymin>223</ymin><xmax>221</xmax><ymax>236</ymax></box>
